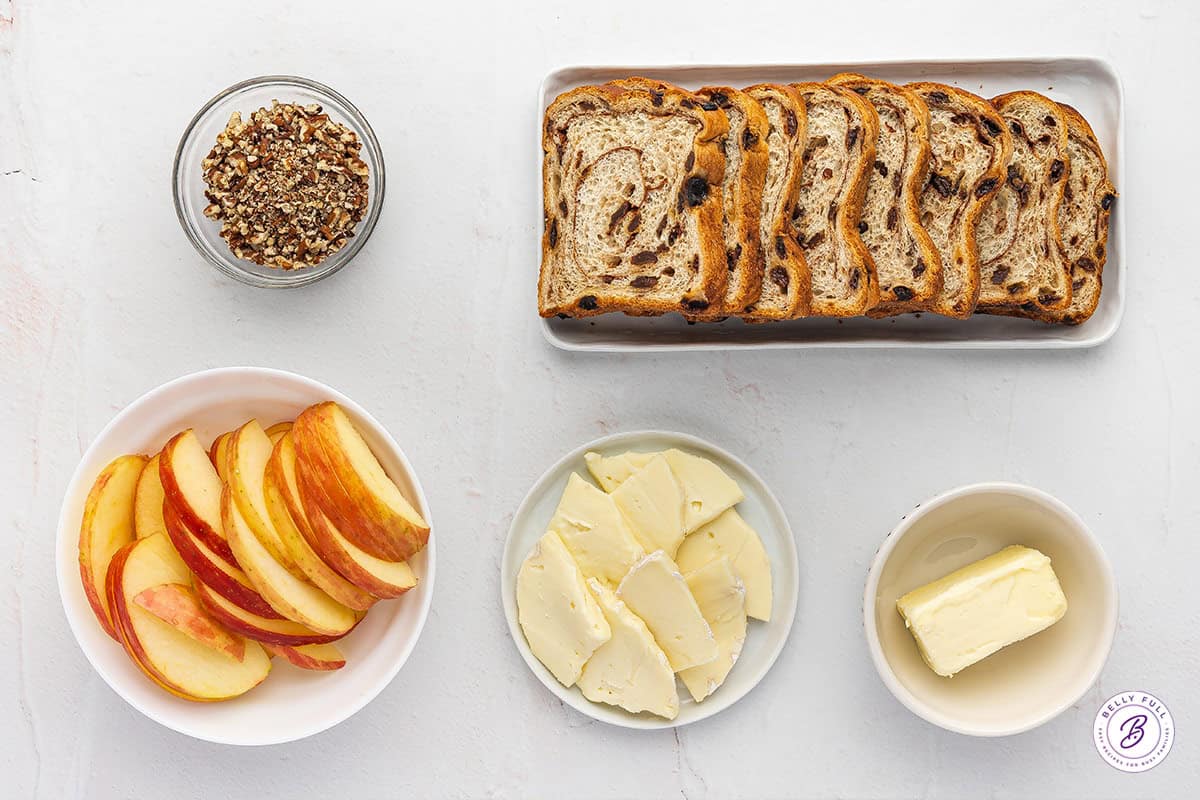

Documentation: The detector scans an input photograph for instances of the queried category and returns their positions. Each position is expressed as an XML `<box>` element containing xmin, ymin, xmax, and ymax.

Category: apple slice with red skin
<box><xmin>162</xmin><ymin>499</ymin><xmax>283</xmax><ymax>620</ymax></box>
<box><xmin>265</xmin><ymin>433</ymin><xmax>377</xmax><ymax>610</ymax></box>
<box><xmin>295</xmin><ymin>458</ymin><xmax>418</xmax><ymax>599</ymax></box>
<box><xmin>133</xmin><ymin>453</ymin><xmax>169</xmax><ymax>540</ymax></box>
<box><xmin>192</xmin><ymin>579</ymin><xmax>352</xmax><ymax>646</ymax></box>
<box><xmin>222</xmin><ymin>484</ymin><xmax>357</xmax><ymax>636</ymax></box>
<box><xmin>292</xmin><ymin>403</ymin><xmax>428</xmax><ymax>562</ymax></box>
<box><xmin>106</xmin><ymin>534</ymin><xmax>270</xmax><ymax>702</ymax></box>
<box><xmin>264</xmin><ymin>421</ymin><xmax>293</xmax><ymax>444</ymax></box>
<box><xmin>79</xmin><ymin>454</ymin><xmax>147</xmax><ymax>640</ymax></box>
<box><xmin>160</xmin><ymin>429</ymin><xmax>237</xmax><ymax>566</ymax></box>
<box><xmin>265</xmin><ymin>642</ymin><xmax>346</xmax><ymax>671</ymax></box>
<box><xmin>227</xmin><ymin>420</ymin><xmax>310</xmax><ymax>580</ymax></box>
<box><xmin>134</xmin><ymin>583</ymin><xmax>245</xmax><ymax>662</ymax></box>
<box><xmin>209</xmin><ymin>431</ymin><xmax>233</xmax><ymax>482</ymax></box>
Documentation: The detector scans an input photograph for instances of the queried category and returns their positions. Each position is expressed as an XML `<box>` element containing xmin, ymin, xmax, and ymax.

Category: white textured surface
<box><xmin>1</xmin><ymin>0</ymin><xmax>1197</xmax><ymax>797</ymax></box>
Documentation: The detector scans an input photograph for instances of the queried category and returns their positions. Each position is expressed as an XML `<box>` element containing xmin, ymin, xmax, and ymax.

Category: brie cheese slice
<box><xmin>617</xmin><ymin>550</ymin><xmax>717</xmax><ymax>672</ymax></box>
<box><xmin>578</xmin><ymin>578</ymin><xmax>679</xmax><ymax>720</ymax></box>
<box><xmin>516</xmin><ymin>532</ymin><xmax>611</xmax><ymax>687</ymax></box>
<box><xmin>611</xmin><ymin>455</ymin><xmax>686</xmax><ymax>557</ymax></box>
<box><xmin>675</xmin><ymin>509</ymin><xmax>773</xmax><ymax>621</ymax></box>
<box><xmin>679</xmin><ymin>557</ymin><xmax>747</xmax><ymax>702</ymax></box>
<box><xmin>548</xmin><ymin>473</ymin><xmax>645</xmax><ymax>584</ymax></box>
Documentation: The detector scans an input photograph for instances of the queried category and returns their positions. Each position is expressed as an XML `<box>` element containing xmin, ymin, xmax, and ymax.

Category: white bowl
<box><xmin>501</xmin><ymin>430</ymin><xmax>799</xmax><ymax>729</ymax></box>
<box><xmin>864</xmin><ymin>482</ymin><xmax>1117</xmax><ymax>736</ymax></box>
<box><xmin>56</xmin><ymin>367</ymin><xmax>435</xmax><ymax>745</ymax></box>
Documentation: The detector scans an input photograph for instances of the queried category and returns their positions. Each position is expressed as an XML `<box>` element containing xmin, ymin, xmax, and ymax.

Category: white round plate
<box><xmin>56</xmin><ymin>367</ymin><xmax>435</xmax><ymax>745</ymax></box>
<box><xmin>501</xmin><ymin>430</ymin><xmax>799</xmax><ymax>729</ymax></box>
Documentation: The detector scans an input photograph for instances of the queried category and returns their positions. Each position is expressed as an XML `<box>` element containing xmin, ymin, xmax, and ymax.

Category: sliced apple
<box><xmin>265</xmin><ymin>433</ymin><xmax>376</xmax><ymax>610</ymax></box>
<box><xmin>162</xmin><ymin>500</ymin><xmax>283</xmax><ymax>620</ymax></box>
<box><xmin>160</xmin><ymin>429</ymin><xmax>237</xmax><ymax>566</ymax></box>
<box><xmin>193</xmin><ymin>579</ymin><xmax>350</xmax><ymax>646</ymax></box>
<box><xmin>106</xmin><ymin>534</ymin><xmax>270</xmax><ymax>701</ymax></box>
<box><xmin>133</xmin><ymin>583</ymin><xmax>245</xmax><ymax>662</ymax></box>
<box><xmin>265</xmin><ymin>642</ymin><xmax>346</xmax><ymax>671</ymax></box>
<box><xmin>208</xmin><ymin>431</ymin><xmax>233</xmax><ymax>481</ymax></box>
<box><xmin>293</xmin><ymin>402</ymin><xmax>429</xmax><ymax>561</ymax></box>
<box><xmin>296</xmin><ymin>462</ymin><xmax>417</xmax><ymax>599</ymax></box>
<box><xmin>227</xmin><ymin>419</ymin><xmax>306</xmax><ymax>580</ymax></box>
<box><xmin>133</xmin><ymin>454</ymin><xmax>169</xmax><ymax>540</ymax></box>
<box><xmin>79</xmin><ymin>454</ymin><xmax>147</xmax><ymax>640</ymax></box>
<box><xmin>222</xmin><ymin>485</ymin><xmax>356</xmax><ymax>636</ymax></box>
<box><xmin>264</xmin><ymin>421</ymin><xmax>293</xmax><ymax>444</ymax></box>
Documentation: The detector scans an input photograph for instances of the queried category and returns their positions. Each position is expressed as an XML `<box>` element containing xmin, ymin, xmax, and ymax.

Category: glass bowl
<box><xmin>172</xmin><ymin>75</ymin><xmax>385</xmax><ymax>288</ymax></box>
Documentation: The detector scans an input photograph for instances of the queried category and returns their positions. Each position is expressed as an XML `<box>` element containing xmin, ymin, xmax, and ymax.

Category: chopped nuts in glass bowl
<box><xmin>173</xmin><ymin>76</ymin><xmax>385</xmax><ymax>288</ymax></box>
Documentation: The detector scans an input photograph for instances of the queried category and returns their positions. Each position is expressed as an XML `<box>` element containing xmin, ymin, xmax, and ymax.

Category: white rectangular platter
<box><xmin>537</xmin><ymin>58</ymin><xmax>1124</xmax><ymax>351</ymax></box>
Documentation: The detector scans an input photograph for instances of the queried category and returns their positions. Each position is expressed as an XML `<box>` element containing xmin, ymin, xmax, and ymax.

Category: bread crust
<box><xmin>539</xmin><ymin>81</ymin><xmax>728</xmax><ymax>318</ymax></box>
<box><xmin>739</xmin><ymin>84</ymin><xmax>811</xmax><ymax>320</ymax></box>
<box><xmin>908</xmin><ymin>82</ymin><xmax>1013</xmax><ymax>319</ymax></box>
<box><xmin>829</xmin><ymin>73</ymin><xmax>942</xmax><ymax>317</ymax></box>
<box><xmin>976</xmin><ymin>91</ymin><xmax>1072</xmax><ymax>314</ymax></box>
<box><xmin>989</xmin><ymin>102</ymin><xmax>1115</xmax><ymax>325</ymax></box>
<box><xmin>789</xmin><ymin>82</ymin><xmax>880</xmax><ymax>317</ymax></box>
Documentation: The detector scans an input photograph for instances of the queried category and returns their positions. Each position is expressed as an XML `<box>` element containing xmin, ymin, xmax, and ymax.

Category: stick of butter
<box><xmin>896</xmin><ymin>545</ymin><xmax>1068</xmax><ymax>678</ymax></box>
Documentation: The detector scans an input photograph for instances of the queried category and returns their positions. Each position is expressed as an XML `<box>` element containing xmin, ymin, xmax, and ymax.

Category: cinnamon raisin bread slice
<box><xmin>828</xmin><ymin>73</ymin><xmax>942</xmax><ymax>316</ymax></box>
<box><xmin>539</xmin><ymin>83</ymin><xmax>728</xmax><ymax>318</ymax></box>
<box><xmin>740</xmin><ymin>84</ymin><xmax>810</xmax><ymax>319</ymax></box>
<box><xmin>608</xmin><ymin>79</ymin><xmax>769</xmax><ymax>318</ymax></box>
<box><xmin>975</xmin><ymin>92</ymin><xmax>1072</xmax><ymax>313</ymax></box>
<box><xmin>789</xmin><ymin>82</ymin><xmax>880</xmax><ymax>316</ymax></box>
<box><xmin>990</xmin><ymin>104</ymin><xmax>1115</xmax><ymax>325</ymax></box>
<box><xmin>907</xmin><ymin>83</ymin><xmax>1012</xmax><ymax>319</ymax></box>
<box><xmin>695</xmin><ymin>86</ymin><xmax>770</xmax><ymax>315</ymax></box>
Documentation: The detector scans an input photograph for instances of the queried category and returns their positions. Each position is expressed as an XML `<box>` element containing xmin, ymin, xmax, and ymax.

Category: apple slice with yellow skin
<box><xmin>107</xmin><ymin>534</ymin><xmax>270</xmax><ymax>701</ymax></box>
<box><xmin>265</xmin><ymin>642</ymin><xmax>346</xmax><ymax>671</ymax></box>
<box><xmin>160</xmin><ymin>429</ymin><xmax>237</xmax><ymax>566</ymax></box>
<box><xmin>133</xmin><ymin>583</ymin><xmax>245</xmax><ymax>662</ymax></box>
<box><xmin>163</xmin><ymin>500</ymin><xmax>283</xmax><ymax>619</ymax></box>
<box><xmin>296</xmin><ymin>460</ymin><xmax>417</xmax><ymax>599</ymax></box>
<box><xmin>208</xmin><ymin>431</ymin><xmax>233</xmax><ymax>482</ymax></box>
<box><xmin>265</xmin><ymin>433</ymin><xmax>377</xmax><ymax>610</ymax></box>
<box><xmin>264</xmin><ymin>421</ymin><xmax>293</xmax><ymax>444</ymax></box>
<box><xmin>193</xmin><ymin>579</ymin><xmax>353</xmax><ymax>646</ymax></box>
<box><xmin>227</xmin><ymin>420</ymin><xmax>307</xmax><ymax>580</ymax></box>
<box><xmin>79</xmin><ymin>454</ymin><xmax>147</xmax><ymax>640</ymax></box>
<box><xmin>222</xmin><ymin>485</ymin><xmax>357</xmax><ymax>636</ymax></box>
<box><xmin>133</xmin><ymin>454</ymin><xmax>169</xmax><ymax>540</ymax></box>
<box><xmin>293</xmin><ymin>402</ymin><xmax>429</xmax><ymax>562</ymax></box>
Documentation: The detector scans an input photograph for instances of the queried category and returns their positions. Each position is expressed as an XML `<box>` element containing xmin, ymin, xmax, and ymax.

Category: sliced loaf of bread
<box><xmin>740</xmin><ymin>84</ymin><xmax>810</xmax><ymax>319</ymax></box>
<box><xmin>828</xmin><ymin>73</ymin><xmax>941</xmax><ymax>316</ymax></box>
<box><xmin>788</xmin><ymin>83</ymin><xmax>880</xmax><ymax>316</ymax></box>
<box><xmin>907</xmin><ymin>83</ymin><xmax>1012</xmax><ymax>319</ymax></box>
<box><xmin>975</xmin><ymin>92</ymin><xmax>1071</xmax><ymax>313</ymax></box>
<box><xmin>539</xmin><ymin>82</ymin><xmax>728</xmax><ymax>318</ymax></box>
<box><xmin>991</xmin><ymin>103</ymin><xmax>1115</xmax><ymax>324</ymax></box>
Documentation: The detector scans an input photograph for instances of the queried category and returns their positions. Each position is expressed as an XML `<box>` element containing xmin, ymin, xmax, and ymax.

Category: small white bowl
<box><xmin>501</xmin><ymin>430</ymin><xmax>799</xmax><ymax>729</ymax></box>
<box><xmin>56</xmin><ymin>367</ymin><xmax>435</xmax><ymax>745</ymax></box>
<box><xmin>864</xmin><ymin>482</ymin><xmax>1117</xmax><ymax>736</ymax></box>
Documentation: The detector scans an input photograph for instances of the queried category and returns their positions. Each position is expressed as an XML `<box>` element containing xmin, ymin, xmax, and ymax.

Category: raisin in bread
<box><xmin>740</xmin><ymin>84</ymin><xmax>810</xmax><ymax>319</ymax></box>
<box><xmin>539</xmin><ymin>82</ymin><xmax>728</xmax><ymax>318</ymax></box>
<box><xmin>907</xmin><ymin>83</ymin><xmax>1012</xmax><ymax>319</ymax></box>
<box><xmin>828</xmin><ymin>73</ymin><xmax>942</xmax><ymax>316</ymax></box>
<box><xmin>789</xmin><ymin>82</ymin><xmax>880</xmax><ymax>316</ymax></box>
<box><xmin>695</xmin><ymin>86</ymin><xmax>770</xmax><ymax>315</ymax></box>
<box><xmin>991</xmin><ymin>103</ymin><xmax>1115</xmax><ymax>325</ymax></box>
<box><xmin>974</xmin><ymin>92</ymin><xmax>1071</xmax><ymax>313</ymax></box>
